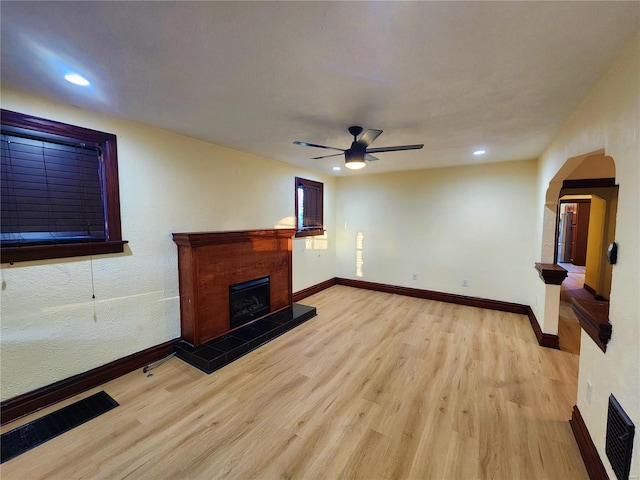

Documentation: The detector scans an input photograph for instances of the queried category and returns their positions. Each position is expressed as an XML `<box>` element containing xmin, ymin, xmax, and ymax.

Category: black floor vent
<box><xmin>1</xmin><ymin>390</ymin><xmax>118</xmax><ymax>464</ymax></box>
<box><xmin>606</xmin><ymin>394</ymin><xmax>635</xmax><ymax>480</ymax></box>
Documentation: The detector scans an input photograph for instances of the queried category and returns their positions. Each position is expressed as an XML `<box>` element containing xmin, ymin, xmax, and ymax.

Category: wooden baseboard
<box><xmin>1</xmin><ymin>338</ymin><xmax>180</xmax><ymax>425</ymax></box>
<box><xmin>336</xmin><ymin>278</ymin><xmax>529</xmax><ymax>314</ymax></box>
<box><xmin>570</xmin><ymin>405</ymin><xmax>609</xmax><ymax>480</ymax></box>
<box><xmin>584</xmin><ymin>283</ymin><xmax>597</xmax><ymax>297</ymax></box>
<box><xmin>335</xmin><ymin>278</ymin><xmax>561</xmax><ymax>349</ymax></box>
<box><xmin>526</xmin><ymin>307</ymin><xmax>560</xmax><ymax>349</ymax></box>
<box><xmin>292</xmin><ymin>278</ymin><xmax>337</xmax><ymax>302</ymax></box>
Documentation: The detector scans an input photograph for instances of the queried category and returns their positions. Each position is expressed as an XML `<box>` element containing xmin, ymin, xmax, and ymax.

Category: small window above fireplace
<box><xmin>295</xmin><ymin>177</ymin><xmax>324</xmax><ymax>237</ymax></box>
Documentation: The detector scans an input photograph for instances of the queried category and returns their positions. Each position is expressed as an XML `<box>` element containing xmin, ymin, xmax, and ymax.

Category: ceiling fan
<box><xmin>293</xmin><ymin>126</ymin><xmax>424</xmax><ymax>170</ymax></box>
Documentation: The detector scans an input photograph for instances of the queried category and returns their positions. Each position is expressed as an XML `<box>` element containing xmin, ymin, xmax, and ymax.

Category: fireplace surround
<box><xmin>172</xmin><ymin>229</ymin><xmax>295</xmax><ymax>346</ymax></box>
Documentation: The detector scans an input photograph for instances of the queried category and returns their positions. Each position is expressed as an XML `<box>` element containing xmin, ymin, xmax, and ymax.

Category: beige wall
<box><xmin>565</xmin><ymin>153</ymin><xmax>615</xmax><ymax>180</ymax></box>
<box><xmin>0</xmin><ymin>88</ymin><xmax>336</xmax><ymax>400</ymax></box>
<box><xmin>534</xmin><ymin>34</ymin><xmax>639</xmax><ymax>478</ymax></box>
<box><xmin>335</xmin><ymin>160</ymin><xmax>538</xmax><ymax>305</ymax></box>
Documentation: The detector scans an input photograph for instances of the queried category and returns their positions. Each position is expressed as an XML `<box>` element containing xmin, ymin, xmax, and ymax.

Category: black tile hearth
<box><xmin>174</xmin><ymin>303</ymin><xmax>317</xmax><ymax>374</ymax></box>
<box><xmin>207</xmin><ymin>335</ymin><xmax>250</xmax><ymax>362</ymax></box>
<box><xmin>227</xmin><ymin>326</ymin><xmax>268</xmax><ymax>349</ymax></box>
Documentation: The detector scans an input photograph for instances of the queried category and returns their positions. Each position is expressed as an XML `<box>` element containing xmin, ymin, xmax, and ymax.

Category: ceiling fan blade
<box><xmin>366</xmin><ymin>144</ymin><xmax>424</xmax><ymax>153</ymax></box>
<box><xmin>311</xmin><ymin>152</ymin><xmax>344</xmax><ymax>160</ymax></box>
<box><xmin>293</xmin><ymin>141</ymin><xmax>345</xmax><ymax>152</ymax></box>
<box><xmin>365</xmin><ymin>154</ymin><xmax>379</xmax><ymax>162</ymax></box>
<box><xmin>358</xmin><ymin>129</ymin><xmax>383</xmax><ymax>147</ymax></box>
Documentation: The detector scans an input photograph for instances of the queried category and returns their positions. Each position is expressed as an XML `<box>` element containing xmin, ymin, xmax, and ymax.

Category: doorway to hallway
<box><xmin>557</xmin><ymin>262</ymin><xmax>590</xmax><ymax>355</ymax></box>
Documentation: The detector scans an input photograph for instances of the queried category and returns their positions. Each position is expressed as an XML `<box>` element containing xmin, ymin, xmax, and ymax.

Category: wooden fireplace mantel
<box><xmin>173</xmin><ymin>229</ymin><xmax>296</xmax><ymax>346</ymax></box>
<box><xmin>173</xmin><ymin>229</ymin><xmax>296</xmax><ymax>247</ymax></box>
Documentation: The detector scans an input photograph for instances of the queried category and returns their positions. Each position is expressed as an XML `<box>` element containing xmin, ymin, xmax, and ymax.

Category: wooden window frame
<box><xmin>295</xmin><ymin>177</ymin><xmax>324</xmax><ymax>238</ymax></box>
<box><xmin>1</xmin><ymin>110</ymin><xmax>126</xmax><ymax>263</ymax></box>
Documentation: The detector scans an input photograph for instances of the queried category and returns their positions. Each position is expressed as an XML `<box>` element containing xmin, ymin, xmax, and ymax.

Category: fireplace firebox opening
<box><xmin>229</xmin><ymin>276</ymin><xmax>270</xmax><ymax>329</ymax></box>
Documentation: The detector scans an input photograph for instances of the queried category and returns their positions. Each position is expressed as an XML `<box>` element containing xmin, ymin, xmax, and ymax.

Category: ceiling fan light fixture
<box><xmin>345</xmin><ymin>160</ymin><xmax>366</xmax><ymax>170</ymax></box>
<box><xmin>345</xmin><ymin>150</ymin><xmax>366</xmax><ymax>170</ymax></box>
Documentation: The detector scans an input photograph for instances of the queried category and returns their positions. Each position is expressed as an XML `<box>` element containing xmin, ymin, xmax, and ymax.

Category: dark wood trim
<box><xmin>295</xmin><ymin>177</ymin><xmax>324</xmax><ymax>238</ymax></box>
<box><xmin>571</xmin><ymin>298</ymin><xmax>611</xmax><ymax>353</ymax></box>
<box><xmin>294</xmin><ymin>228</ymin><xmax>326</xmax><ymax>238</ymax></box>
<box><xmin>293</xmin><ymin>278</ymin><xmax>337</xmax><ymax>302</ymax></box>
<box><xmin>526</xmin><ymin>307</ymin><xmax>560</xmax><ymax>349</ymax></box>
<box><xmin>562</xmin><ymin>178</ymin><xmax>616</xmax><ymax>190</ymax></box>
<box><xmin>102</xmin><ymin>138</ymin><xmax>123</xmax><ymax>242</ymax></box>
<box><xmin>1</xmin><ymin>240</ymin><xmax>127</xmax><ymax>264</ymax></box>
<box><xmin>1</xmin><ymin>338</ymin><xmax>180</xmax><ymax>426</ymax></box>
<box><xmin>1</xmin><ymin>109</ymin><xmax>115</xmax><ymax>143</ymax></box>
<box><xmin>560</xmin><ymin>199</ymin><xmax>593</xmax><ymax>204</ymax></box>
<box><xmin>535</xmin><ymin>263</ymin><xmax>568</xmax><ymax>285</ymax></box>
<box><xmin>335</xmin><ymin>278</ymin><xmax>529</xmax><ymax>314</ymax></box>
<box><xmin>1</xmin><ymin>109</ymin><xmax>125</xmax><ymax>264</ymax></box>
<box><xmin>584</xmin><ymin>283</ymin><xmax>597</xmax><ymax>298</ymax></box>
<box><xmin>570</xmin><ymin>405</ymin><xmax>609</xmax><ymax>480</ymax></box>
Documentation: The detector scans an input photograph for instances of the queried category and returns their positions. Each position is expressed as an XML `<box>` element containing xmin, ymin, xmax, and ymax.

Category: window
<box><xmin>1</xmin><ymin>109</ymin><xmax>126</xmax><ymax>263</ymax></box>
<box><xmin>295</xmin><ymin>177</ymin><xmax>324</xmax><ymax>237</ymax></box>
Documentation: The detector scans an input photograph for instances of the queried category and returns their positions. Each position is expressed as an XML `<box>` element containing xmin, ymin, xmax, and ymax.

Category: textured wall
<box><xmin>0</xmin><ymin>88</ymin><xmax>336</xmax><ymax>400</ymax></box>
<box><xmin>335</xmin><ymin>159</ymin><xmax>538</xmax><ymax>305</ymax></box>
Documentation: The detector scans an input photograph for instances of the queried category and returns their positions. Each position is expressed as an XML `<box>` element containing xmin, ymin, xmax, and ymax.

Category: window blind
<box><xmin>1</xmin><ymin>133</ymin><xmax>106</xmax><ymax>246</ymax></box>
<box><xmin>297</xmin><ymin>181</ymin><xmax>322</xmax><ymax>228</ymax></box>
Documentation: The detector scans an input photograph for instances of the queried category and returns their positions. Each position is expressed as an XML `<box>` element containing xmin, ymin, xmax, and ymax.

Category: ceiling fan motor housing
<box><xmin>345</xmin><ymin>143</ymin><xmax>367</xmax><ymax>169</ymax></box>
<box><xmin>349</xmin><ymin>142</ymin><xmax>367</xmax><ymax>156</ymax></box>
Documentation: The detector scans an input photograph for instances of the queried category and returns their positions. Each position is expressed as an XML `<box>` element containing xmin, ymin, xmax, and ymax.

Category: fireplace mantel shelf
<box><xmin>173</xmin><ymin>229</ymin><xmax>296</xmax><ymax>247</ymax></box>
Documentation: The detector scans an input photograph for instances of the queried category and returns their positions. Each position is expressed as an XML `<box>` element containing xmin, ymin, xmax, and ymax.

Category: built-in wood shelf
<box><xmin>571</xmin><ymin>297</ymin><xmax>612</xmax><ymax>353</ymax></box>
<box><xmin>173</xmin><ymin>229</ymin><xmax>296</xmax><ymax>347</ymax></box>
<box><xmin>535</xmin><ymin>263</ymin><xmax>568</xmax><ymax>285</ymax></box>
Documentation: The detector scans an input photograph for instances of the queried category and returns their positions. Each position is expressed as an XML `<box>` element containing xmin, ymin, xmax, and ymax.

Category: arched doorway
<box><xmin>543</xmin><ymin>151</ymin><xmax>617</xmax><ymax>354</ymax></box>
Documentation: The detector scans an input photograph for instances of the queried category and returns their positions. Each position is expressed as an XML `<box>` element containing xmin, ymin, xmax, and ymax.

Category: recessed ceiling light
<box><xmin>473</xmin><ymin>149</ymin><xmax>486</xmax><ymax>156</ymax></box>
<box><xmin>64</xmin><ymin>73</ymin><xmax>90</xmax><ymax>86</ymax></box>
<box><xmin>332</xmin><ymin>166</ymin><xmax>341</xmax><ymax>171</ymax></box>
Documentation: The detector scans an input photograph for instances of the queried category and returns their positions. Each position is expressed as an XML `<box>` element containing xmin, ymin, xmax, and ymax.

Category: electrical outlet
<box><xmin>462</xmin><ymin>279</ymin><xmax>469</xmax><ymax>287</ymax></box>
<box><xmin>586</xmin><ymin>380</ymin><xmax>593</xmax><ymax>404</ymax></box>
<box><xmin>412</xmin><ymin>274</ymin><xmax>418</xmax><ymax>281</ymax></box>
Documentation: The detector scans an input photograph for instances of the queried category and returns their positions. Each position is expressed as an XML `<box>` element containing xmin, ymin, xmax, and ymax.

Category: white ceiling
<box><xmin>1</xmin><ymin>1</ymin><xmax>638</xmax><ymax>175</ymax></box>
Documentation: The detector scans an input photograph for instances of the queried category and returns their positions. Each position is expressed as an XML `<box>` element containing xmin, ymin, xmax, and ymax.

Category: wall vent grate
<box><xmin>606</xmin><ymin>394</ymin><xmax>635</xmax><ymax>480</ymax></box>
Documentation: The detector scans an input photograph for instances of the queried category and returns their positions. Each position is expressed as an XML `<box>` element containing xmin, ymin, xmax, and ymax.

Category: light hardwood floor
<box><xmin>1</xmin><ymin>286</ymin><xmax>587</xmax><ymax>479</ymax></box>
<box><xmin>558</xmin><ymin>263</ymin><xmax>589</xmax><ymax>355</ymax></box>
